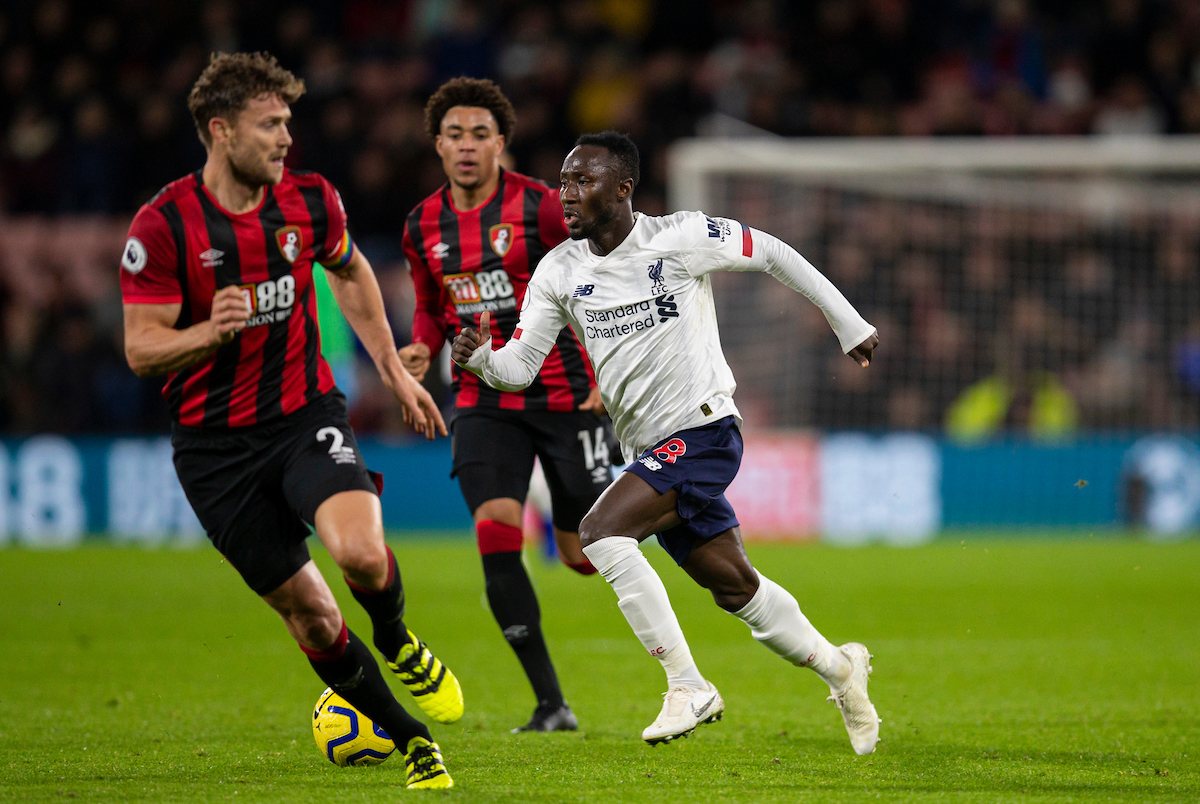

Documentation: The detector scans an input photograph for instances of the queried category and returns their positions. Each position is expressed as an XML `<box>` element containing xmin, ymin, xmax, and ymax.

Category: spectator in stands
<box><xmin>3</xmin><ymin>0</ymin><xmax>1200</xmax><ymax>436</ymax></box>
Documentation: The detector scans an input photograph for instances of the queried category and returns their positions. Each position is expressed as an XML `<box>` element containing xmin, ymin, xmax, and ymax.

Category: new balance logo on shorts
<box><xmin>639</xmin><ymin>455</ymin><xmax>662</xmax><ymax>471</ymax></box>
<box><xmin>573</xmin><ymin>284</ymin><xmax>595</xmax><ymax>297</ymax></box>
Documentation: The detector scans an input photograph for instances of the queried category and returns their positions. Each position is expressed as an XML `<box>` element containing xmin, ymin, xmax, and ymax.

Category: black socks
<box><xmin>303</xmin><ymin>622</ymin><xmax>430</xmax><ymax>749</ymax></box>
<box><xmin>482</xmin><ymin>550</ymin><xmax>565</xmax><ymax>709</ymax></box>
<box><xmin>345</xmin><ymin>545</ymin><xmax>409</xmax><ymax>663</ymax></box>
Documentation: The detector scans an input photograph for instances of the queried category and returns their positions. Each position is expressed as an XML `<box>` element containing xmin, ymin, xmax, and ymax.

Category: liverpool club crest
<box><xmin>275</xmin><ymin>226</ymin><xmax>302</xmax><ymax>263</ymax></box>
<box><xmin>489</xmin><ymin>223</ymin><xmax>514</xmax><ymax>257</ymax></box>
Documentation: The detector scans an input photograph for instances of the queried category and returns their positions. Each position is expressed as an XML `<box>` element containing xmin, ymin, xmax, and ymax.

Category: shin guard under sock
<box><xmin>582</xmin><ymin>535</ymin><xmax>706</xmax><ymax>689</ymax></box>
<box><xmin>302</xmin><ymin>622</ymin><xmax>431</xmax><ymax>747</ymax></box>
<box><xmin>345</xmin><ymin>545</ymin><xmax>409</xmax><ymax>663</ymax></box>
<box><xmin>477</xmin><ymin>520</ymin><xmax>564</xmax><ymax>708</ymax></box>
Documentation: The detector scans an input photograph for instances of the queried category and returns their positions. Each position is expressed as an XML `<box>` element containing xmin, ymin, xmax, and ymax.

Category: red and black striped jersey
<box><xmin>403</xmin><ymin>169</ymin><xmax>595</xmax><ymax>411</ymax></box>
<box><xmin>120</xmin><ymin>169</ymin><xmax>353</xmax><ymax>428</ymax></box>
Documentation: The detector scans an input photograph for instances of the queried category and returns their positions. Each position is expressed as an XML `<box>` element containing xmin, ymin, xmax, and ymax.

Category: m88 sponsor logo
<box><xmin>239</xmin><ymin>275</ymin><xmax>297</xmax><ymax>327</ymax></box>
<box><xmin>444</xmin><ymin>269</ymin><xmax>517</xmax><ymax>314</ymax></box>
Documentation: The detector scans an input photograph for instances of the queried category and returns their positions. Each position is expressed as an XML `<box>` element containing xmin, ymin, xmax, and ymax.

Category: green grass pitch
<box><xmin>1</xmin><ymin>536</ymin><xmax>1196</xmax><ymax>803</ymax></box>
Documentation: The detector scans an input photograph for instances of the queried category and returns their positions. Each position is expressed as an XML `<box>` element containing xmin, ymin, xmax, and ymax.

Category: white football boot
<box><xmin>641</xmin><ymin>681</ymin><xmax>724</xmax><ymax>745</ymax></box>
<box><xmin>827</xmin><ymin>642</ymin><xmax>881</xmax><ymax>755</ymax></box>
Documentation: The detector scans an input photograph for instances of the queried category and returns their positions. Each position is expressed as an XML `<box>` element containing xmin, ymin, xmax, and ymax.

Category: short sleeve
<box><xmin>511</xmin><ymin>267</ymin><xmax>567</xmax><ymax>356</ymax></box>
<box><xmin>120</xmin><ymin>206</ymin><xmax>182</xmax><ymax>304</ymax></box>
<box><xmin>678</xmin><ymin>211</ymin><xmax>756</xmax><ymax>277</ymax></box>
<box><xmin>316</xmin><ymin>176</ymin><xmax>353</xmax><ymax>267</ymax></box>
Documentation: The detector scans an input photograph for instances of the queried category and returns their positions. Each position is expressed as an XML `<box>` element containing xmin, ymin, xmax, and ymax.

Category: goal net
<box><xmin>667</xmin><ymin>137</ymin><xmax>1200</xmax><ymax>436</ymax></box>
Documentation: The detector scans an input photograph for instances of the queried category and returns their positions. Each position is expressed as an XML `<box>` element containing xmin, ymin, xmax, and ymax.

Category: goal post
<box><xmin>669</xmin><ymin>135</ymin><xmax>1200</xmax><ymax>212</ymax></box>
<box><xmin>670</xmin><ymin>136</ymin><xmax>1200</xmax><ymax>539</ymax></box>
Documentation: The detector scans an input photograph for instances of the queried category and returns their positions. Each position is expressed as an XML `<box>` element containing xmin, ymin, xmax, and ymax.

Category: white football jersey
<box><xmin>505</xmin><ymin>211</ymin><xmax>759</xmax><ymax>459</ymax></box>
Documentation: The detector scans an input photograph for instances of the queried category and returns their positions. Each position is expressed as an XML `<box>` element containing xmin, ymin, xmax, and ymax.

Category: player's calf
<box><xmin>344</xmin><ymin>545</ymin><xmax>407</xmax><ymax>660</ymax></box>
<box><xmin>479</xmin><ymin>521</ymin><xmax>569</xmax><ymax>721</ymax></box>
<box><xmin>552</xmin><ymin>529</ymin><xmax>598</xmax><ymax>574</ymax></box>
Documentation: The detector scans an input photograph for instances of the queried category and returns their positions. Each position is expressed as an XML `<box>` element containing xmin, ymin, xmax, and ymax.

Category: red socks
<box><xmin>478</xmin><ymin>518</ymin><xmax>597</xmax><ymax>574</ymax></box>
<box><xmin>476</xmin><ymin>519</ymin><xmax>524</xmax><ymax>554</ymax></box>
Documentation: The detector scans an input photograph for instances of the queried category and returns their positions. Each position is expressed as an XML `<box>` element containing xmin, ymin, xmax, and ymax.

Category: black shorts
<box><xmin>450</xmin><ymin>408</ymin><xmax>620</xmax><ymax>532</ymax></box>
<box><xmin>172</xmin><ymin>393</ymin><xmax>379</xmax><ymax>596</ymax></box>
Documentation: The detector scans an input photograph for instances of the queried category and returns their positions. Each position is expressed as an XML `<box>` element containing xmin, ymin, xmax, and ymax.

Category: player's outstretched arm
<box><xmin>743</xmin><ymin>228</ymin><xmax>878</xmax><ymax>364</ymax></box>
<box><xmin>124</xmin><ymin>286</ymin><xmax>250</xmax><ymax>376</ymax></box>
<box><xmin>451</xmin><ymin>311</ymin><xmax>548</xmax><ymax>391</ymax></box>
<box><xmin>324</xmin><ymin>247</ymin><xmax>447</xmax><ymax>439</ymax></box>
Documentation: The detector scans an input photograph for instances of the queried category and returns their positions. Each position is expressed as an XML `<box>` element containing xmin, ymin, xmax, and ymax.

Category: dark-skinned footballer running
<box><xmin>452</xmin><ymin>131</ymin><xmax>883</xmax><ymax>752</ymax></box>
<box><xmin>120</xmin><ymin>53</ymin><xmax>456</xmax><ymax>789</ymax></box>
<box><xmin>401</xmin><ymin>78</ymin><xmax>615</xmax><ymax>732</ymax></box>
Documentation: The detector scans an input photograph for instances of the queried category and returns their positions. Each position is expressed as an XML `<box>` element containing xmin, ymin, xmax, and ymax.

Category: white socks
<box><xmin>733</xmin><ymin>571</ymin><xmax>851</xmax><ymax>688</ymax></box>
<box><xmin>583</xmin><ymin>536</ymin><xmax>706</xmax><ymax>689</ymax></box>
<box><xmin>583</xmin><ymin>537</ymin><xmax>849</xmax><ymax>691</ymax></box>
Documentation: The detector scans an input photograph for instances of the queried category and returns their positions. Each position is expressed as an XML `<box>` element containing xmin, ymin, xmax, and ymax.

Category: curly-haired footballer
<box><xmin>400</xmin><ymin>77</ymin><xmax>618</xmax><ymax>732</ymax></box>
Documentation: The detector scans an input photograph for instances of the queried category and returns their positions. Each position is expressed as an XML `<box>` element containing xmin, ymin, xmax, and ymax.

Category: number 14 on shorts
<box><xmin>577</xmin><ymin>427</ymin><xmax>612</xmax><ymax>484</ymax></box>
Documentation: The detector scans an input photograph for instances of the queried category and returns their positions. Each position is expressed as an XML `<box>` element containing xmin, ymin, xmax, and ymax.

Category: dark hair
<box><xmin>187</xmin><ymin>52</ymin><xmax>305</xmax><ymax>146</ymax></box>
<box><xmin>574</xmin><ymin>130</ymin><xmax>640</xmax><ymax>188</ymax></box>
<box><xmin>424</xmin><ymin>77</ymin><xmax>517</xmax><ymax>141</ymax></box>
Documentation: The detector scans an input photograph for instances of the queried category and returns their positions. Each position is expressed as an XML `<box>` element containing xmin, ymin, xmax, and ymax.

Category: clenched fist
<box><xmin>210</xmin><ymin>285</ymin><xmax>252</xmax><ymax>346</ymax></box>
<box><xmin>451</xmin><ymin>311</ymin><xmax>493</xmax><ymax>365</ymax></box>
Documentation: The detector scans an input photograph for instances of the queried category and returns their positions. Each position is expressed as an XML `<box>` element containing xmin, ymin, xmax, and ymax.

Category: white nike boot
<box><xmin>641</xmin><ymin>681</ymin><xmax>724</xmax><ymax>745</ymax></box>
<box><xmin>828</xmin><ymin>642</ymin><xmax>881</xmax><ymax>755</ymax></box>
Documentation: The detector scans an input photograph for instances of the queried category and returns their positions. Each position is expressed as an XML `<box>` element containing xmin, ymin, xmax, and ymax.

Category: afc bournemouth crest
<box><xmin>489</xmin><ymin>223</ymin><xmax>514</xmax><ymax>257</ymax></box>
<box><xmin>275</xmin><ymin>225</ymin><xmax>302</xmax><ymax>263</ymax></box>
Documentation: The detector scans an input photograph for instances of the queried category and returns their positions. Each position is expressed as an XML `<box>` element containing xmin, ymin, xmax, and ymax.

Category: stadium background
<box><xmin>1</xmin><ymin>0</ymin><xmax>1199</xmax><ymax>544</ymax></box>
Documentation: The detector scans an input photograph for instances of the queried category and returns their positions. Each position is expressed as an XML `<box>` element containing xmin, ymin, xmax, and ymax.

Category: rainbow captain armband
<box><xmin>321</xmin><ymin>229</ymin><xmax>355</xmax><ymax>269</ymax></box>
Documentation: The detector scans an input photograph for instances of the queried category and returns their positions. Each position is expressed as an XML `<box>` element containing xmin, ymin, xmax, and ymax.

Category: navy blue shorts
<box><xmin>624</xmin><ymin>416</ymin><xmax>742</xmax><ymax>566</ymax></box>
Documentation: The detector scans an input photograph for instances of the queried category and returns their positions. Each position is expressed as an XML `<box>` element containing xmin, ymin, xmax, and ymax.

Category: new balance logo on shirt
<box><xmin>573</xmin><ymin>284</ymin><xmax>595</xmax><ymax>297</ymax></box>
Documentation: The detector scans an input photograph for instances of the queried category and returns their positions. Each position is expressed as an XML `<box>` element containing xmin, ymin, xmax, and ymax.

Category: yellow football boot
<box><xmin>403</xmin><ymin>736</ymin><xmax>453</xmax><ymax>789</ymax></box>
<box><xmin>387</xmin><ymin>629</ymin><xmax>463</xmax><ymax>724</ymax></box>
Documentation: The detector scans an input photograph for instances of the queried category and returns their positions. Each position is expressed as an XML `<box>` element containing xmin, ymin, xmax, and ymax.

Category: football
<box><xmin>312</xmin><ymin>687</ymin><xmax>396</xmax><ymax>767</ymax></box>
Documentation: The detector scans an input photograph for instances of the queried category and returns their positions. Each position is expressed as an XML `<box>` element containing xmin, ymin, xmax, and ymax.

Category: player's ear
<box><xmin>208</xmin><ymin>116</ymin><xmax>231</xmax><ymax>147</ymax></box>
<box><xmin>617</xmin><ymin>178</ymin><xmax>635</xmax><ymax>201</ymax></box>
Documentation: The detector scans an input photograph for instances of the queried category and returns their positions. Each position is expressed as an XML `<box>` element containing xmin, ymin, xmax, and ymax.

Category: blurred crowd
<box><xmin>711</xmin><ymin>183</ymin><xmax>1200</xmax><ymax>434</ymax></box>
<box><xmin>2</xmin><ymin>0</ymin><xmax>1200</xmax><ymax>435</ymax></box>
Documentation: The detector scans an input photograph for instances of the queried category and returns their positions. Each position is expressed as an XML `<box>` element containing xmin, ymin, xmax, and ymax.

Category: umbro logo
<box><xmin>199</xmin><ymin>248</ymin><xmax>224</xmax><ymax>269</ymax></box>
<box><xmin>573</xmin><ymin>284</ymin><xmax>595</xmax><ymax>297</ymax></box>
<box><xmin>431</xmin><ymin>242</ymin><xmax>450</xmax><ymax>259</ymax></box>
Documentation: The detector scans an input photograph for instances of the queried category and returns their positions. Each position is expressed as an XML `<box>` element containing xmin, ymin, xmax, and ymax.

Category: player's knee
<box><xmin>577</xmin><ymin>513</ymin><xmax>608</xmax><ymax>549</ymax></box>
<box><xmin>335</xmin><ymin>540</ymin><xmax>389</xmax><ymax>589</ymax></box>
<box><xmin>290</xmin><ymin>608</ymin><xmax>343</xmax><ymax>649</ymax></box>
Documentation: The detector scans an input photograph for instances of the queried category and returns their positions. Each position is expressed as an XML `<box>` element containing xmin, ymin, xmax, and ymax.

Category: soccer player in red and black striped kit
<box><xmin>120</xmin><ymin>53</ymin><xmax>456</xmax><ymax>789</ymax></box>
<box><xmin>400</xmin><ymin>78</ymin><xmax>617</xmax><ymax>732</ymax></box>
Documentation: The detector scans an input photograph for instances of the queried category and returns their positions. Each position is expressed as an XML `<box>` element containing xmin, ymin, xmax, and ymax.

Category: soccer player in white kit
<box><xmin>452</xmin><ymin>131</ymin><xmax>882</xmax><ymax>754</ymax></box>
